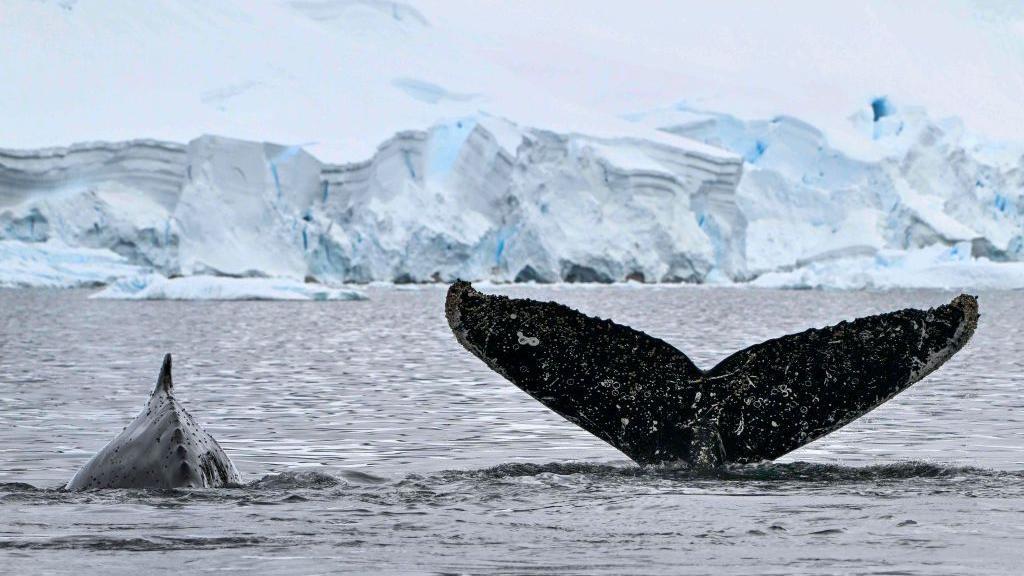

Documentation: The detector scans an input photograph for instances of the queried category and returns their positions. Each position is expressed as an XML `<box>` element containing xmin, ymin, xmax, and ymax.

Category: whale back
<box><xmin>66</xmin><ymin>354</ymin><xmax>242</xmax><ymax>490</ymax></box>
<box><xmin>446</xmin><ymin>281</ymin><xmax>978</xmax><ymax>466</ymax></box>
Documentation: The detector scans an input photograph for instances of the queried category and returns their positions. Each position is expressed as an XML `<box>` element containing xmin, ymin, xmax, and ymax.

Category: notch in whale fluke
<box><xmin>446</xmin><ymin>281</ymin><xmax>978</xmax><ymax>467</ymax></box>
<box><xmin>156</xmin><ymin>353</ymin><xmax>173</xmax><ymax>393</ymax></box>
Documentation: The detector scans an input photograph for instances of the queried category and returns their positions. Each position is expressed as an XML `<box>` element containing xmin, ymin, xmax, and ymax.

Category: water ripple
<box><xmin>1</xmin><ymin>286</ymin><xmax>1022</xmax><ymax>574</ymax></box>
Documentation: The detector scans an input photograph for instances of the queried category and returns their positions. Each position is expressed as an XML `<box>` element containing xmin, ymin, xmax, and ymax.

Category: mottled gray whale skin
<box><xmin>66</xmin><ymin>354</ymin><xmax>241</xmax><ymax>490</ymax></box>
<box><xmin>446</xmin><ymin>281</ymin><xmax>979</xmax><ymax>467</ymax></box>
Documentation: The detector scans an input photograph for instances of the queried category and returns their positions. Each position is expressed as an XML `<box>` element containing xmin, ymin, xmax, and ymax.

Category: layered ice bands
<box><xmin>0</xmin><ymin>118</ymin><xmax>744</xmax><ymax>286</ymax></box>
<box><xmin>1</xmin><ymin>103</ymin><xmax>1022</xmax><ymax>289</ymax></box>
<box><xmin>0</xmin><ymin>141</ymin><xmax>186</xmax><ymax>273</ymax></box>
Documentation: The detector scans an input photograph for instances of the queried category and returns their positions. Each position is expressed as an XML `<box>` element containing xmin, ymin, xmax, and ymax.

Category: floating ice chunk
<box><xmin>0</xmin><ymin>240</ymin><xmax>144</xmax><ymax>288</ymax></box>
<box><xmin>92</xmin><ymin>274</ymin><xmax>367</xmax><ymax>301</ymax></box>
<box><xmin>752</xmin><ymin>244</ymin><xmax>1024</xmax><ymax>290</ymax></box>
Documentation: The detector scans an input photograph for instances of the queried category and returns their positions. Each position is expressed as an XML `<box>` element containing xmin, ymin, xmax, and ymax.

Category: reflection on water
<box><xmin>0</xmin><ymin>286</ymin><xmax>1022</xmax><ymax>574</ymax></box>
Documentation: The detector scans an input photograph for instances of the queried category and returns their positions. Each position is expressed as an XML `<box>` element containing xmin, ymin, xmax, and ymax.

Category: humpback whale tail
<box><xmin>446</xmin><ymin>281</ymin><xmax>978</xmax><ymax>467</ymax></box>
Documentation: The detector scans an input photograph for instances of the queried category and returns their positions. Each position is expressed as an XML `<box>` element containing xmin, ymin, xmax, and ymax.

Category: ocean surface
<box><xmin>0</xmin><ymin>285</ymin><xmax>1021</xmax><ymax>575</ymax></box>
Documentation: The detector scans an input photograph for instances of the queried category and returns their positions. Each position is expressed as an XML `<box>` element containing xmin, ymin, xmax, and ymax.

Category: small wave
<box><xmin>0</xmin><ymin>535</ymin><xmax>268</xmax><ymax>551</ymax></box>
<box><xmin>451</xmin><ymin>461</ymin><xmax>644</xmax><ymax>480</ymax></box>
<box><xmin>440</xmin><ymin>460</ymin><xmax>1024</xmax><ymax>484</ymax></box>
<box><xmin>0</xmin><ymin>482</ymin><xmax>43</xmax><ymax>492</ymax></box>
<box><xmin>248</xmin><ymin>469</ymin><xmax>342</xmax><ymax>489</ymax></box>
<box><xmin>674</xmin><ymin>460</ymin><xmax>1013</xmax><ymax>482</ymax></box>
<box><xmin>338</xmin><ymin>469</ymin><xmax>389</xmax><ymax>485</ymax></box>
<box><xmin>3</xmin><ymin>461</ymin><xmax>1019</xmax><ymax>502</ymax></box>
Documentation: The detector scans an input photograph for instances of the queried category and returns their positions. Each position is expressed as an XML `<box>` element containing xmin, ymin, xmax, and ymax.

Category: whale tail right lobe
<box><xmin>708</xmin><ymin>293</ymin><xmax>978</xmax><ymax>463</ymax></box>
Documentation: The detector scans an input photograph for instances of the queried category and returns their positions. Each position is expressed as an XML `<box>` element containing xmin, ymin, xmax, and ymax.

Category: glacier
<box><xmin>2</xmin><ymin>1</ymin><xmax>1021</xmax><ymax>291</ymax></box>
<box><xmin>0</xmin><ymin>116</ymin><xmax>745</xmax><ymax>287</ymax></box>
<box><xmin>1</xmin><ymin>102</ymin><xmax>1023</xmax><ymax>290</ymax></box>
<box><xmin>629</xmin><ymin>100</ymin><xmax>1024</xmax><ymax>288</ymax></box>
<box><xmin>2</xmin><ymin>100</ymin><xmax>1022</xmax><ymax>290</ymax></box>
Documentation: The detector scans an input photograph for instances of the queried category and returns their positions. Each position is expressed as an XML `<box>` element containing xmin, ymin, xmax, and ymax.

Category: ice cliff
<box><xmin>0</xmin><ymin>116</ymin><xmax>744</xmax><ymax>286</ymax></box>
<box><xmin>630</xmin><ymin>100</ymin><xmax>1024</xmax><ymax>288</ymax></box>
<box><xmin>1</xmin><ymin>102</ymin><xmax>1022</xmax><ymax>290</ymax></box>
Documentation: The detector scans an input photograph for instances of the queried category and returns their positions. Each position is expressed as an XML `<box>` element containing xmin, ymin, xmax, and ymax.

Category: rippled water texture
<box><xmin>1</xmin><ymin>286</ymin><xmax>1022</xmax><ymax>574</ymax></box>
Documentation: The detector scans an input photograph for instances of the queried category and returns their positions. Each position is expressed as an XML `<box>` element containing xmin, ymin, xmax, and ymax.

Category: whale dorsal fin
<box><xmin>156</xmin><ymin>353</ymin><xmax>173</xmax><ymax>393</ymax></box>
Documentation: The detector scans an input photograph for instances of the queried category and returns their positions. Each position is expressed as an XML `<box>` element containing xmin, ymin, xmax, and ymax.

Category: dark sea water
<box><xmin>0</xmin><ymin>285</ymin><xmax>1021</xmax><ymax>575</ymax></box>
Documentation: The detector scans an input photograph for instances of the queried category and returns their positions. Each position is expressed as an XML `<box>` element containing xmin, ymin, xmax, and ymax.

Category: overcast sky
<box><xmin>415</xmin><ymin>0</ymin><xmax>1024</xmax><ymax>140</ymax></box>
<box><xmin>2</xmin><ymin>0</ymin><xmax>1021</xmax><ymax>151</ymax></box>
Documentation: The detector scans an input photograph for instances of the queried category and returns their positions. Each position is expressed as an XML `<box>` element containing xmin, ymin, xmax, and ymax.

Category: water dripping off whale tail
<box><xmin>445</xmin><ymin>281</ymin><xmax>978</xmax><ymax>467</ymax></box>
<box><xmin>66</xmin><ymin>354</ymin><xmax>242</xmax><ymax>490</ymax></box>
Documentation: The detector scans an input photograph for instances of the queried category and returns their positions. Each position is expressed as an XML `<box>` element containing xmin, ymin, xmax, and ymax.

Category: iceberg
<box><xmin>0</xmin><ymin>239</ymin><xmax>144</xmax><ymax>288</ymax></box>
<box><xmin>93</xmin><ymin>274</ymin><xmax>366</xmax><ymax>301</ymax></box>
<box><xmin>751</xmin><ymin>244</ymin><xmax>1024</xmax><ymax>291</ymax></box>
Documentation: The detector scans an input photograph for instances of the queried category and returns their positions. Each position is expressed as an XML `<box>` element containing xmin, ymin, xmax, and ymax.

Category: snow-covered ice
<box><xmin>0</xmin><ymin>240</ymin><xmax>144</xmax><ymax>288</ymax></box>
<box><xmin>751</xmin><ymin>244</ymin><xmax>1024</xmax><ymax>291</ymax></box>
<box><xmin>5</xmin><ymin>99</ymin><xmax>1021</xmax><ymax>290</ymax></box>
<box><xmin>629</xmin><ymin>101</ymin><xmax>1024</xmax><ymax>286</ymax></box>
<box><xmin>0</xmin><ymin>0</ymin><xmax>717</xmax><ymax>162</ymax></box>
<box><xmin>3</xmin><ymin>99</ymin><xmax>1023</xmax><ymax>290</ymax></box>
<box><xmin>93</xmin><ymin>274</ymin><xmax>367</xmax><ymax>301</ymax></box>
<box><xmin>1</xmin><ymin>125</ymin><xmax>744</xmax><ymax>286</ymax></box>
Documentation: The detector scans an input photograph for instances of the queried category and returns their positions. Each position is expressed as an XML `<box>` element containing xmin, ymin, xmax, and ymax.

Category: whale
<box><xmin>445</xmin><ymin>281</ymin><xmax>978</xmax><ymax>467</ymax></box>
<box><xmin>66</xmin><ymin>354</ymin><xmax>242</xmax><ymax>490</ymax></box>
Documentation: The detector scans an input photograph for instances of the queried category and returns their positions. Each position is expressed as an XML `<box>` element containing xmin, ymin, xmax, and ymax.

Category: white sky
<box><xmin>2</xmin><ymin>0</ymin><xmax>1022</xmax><ymax>154</ymax></box>
<box><xmin>415</xmin><ymin>0</ymin><xmax>1024</xmax><ymax>140</ymax></box>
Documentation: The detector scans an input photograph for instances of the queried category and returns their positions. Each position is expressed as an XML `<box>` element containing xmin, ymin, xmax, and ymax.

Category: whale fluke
<box><xmin>445</xmin><ymin>281</ymin><xmax>978</xmax><ymax>466</ymax></box>
<box><xmin>66</xmin><ymin>355</ymin><xmax>242</xmax><ymax>490</ymax></box>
